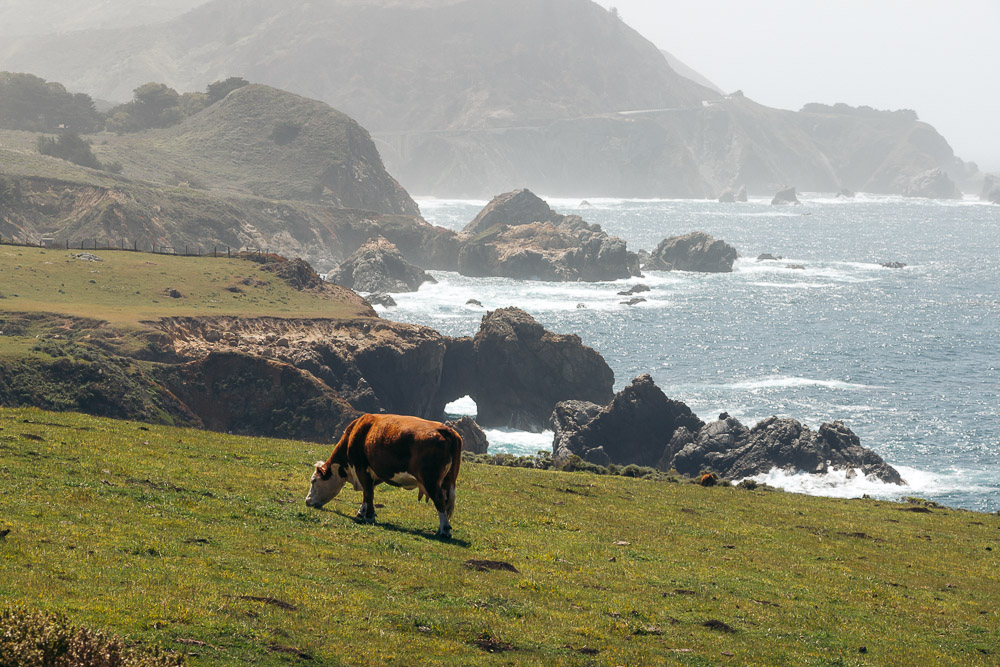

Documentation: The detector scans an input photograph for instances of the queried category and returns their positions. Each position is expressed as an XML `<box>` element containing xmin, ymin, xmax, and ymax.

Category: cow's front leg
<box><xmin>355</xmin><ymin>470</ymin><xmax>377</xmax><ymax>524</ymax></box>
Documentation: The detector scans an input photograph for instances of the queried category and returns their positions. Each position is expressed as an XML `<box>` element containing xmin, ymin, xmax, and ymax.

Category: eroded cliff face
<box><xmin>0</xmin><ymin>175</ymin><xmax>457</xmax><ymax>274</ymax></box>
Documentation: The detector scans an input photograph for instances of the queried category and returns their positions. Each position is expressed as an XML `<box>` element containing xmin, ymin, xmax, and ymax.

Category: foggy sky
<box><xmin>599</xmin><ymin>0</ymin><xmax>1000</xmax><ymax>172</ymax></box>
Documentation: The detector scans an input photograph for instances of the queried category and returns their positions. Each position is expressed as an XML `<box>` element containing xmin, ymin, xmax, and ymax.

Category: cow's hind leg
<box><xmin>355</xmin><ymin>471</ymin><xmax>377</xmax><ymax>524</ymax></box>
<box><xmin>422</xmin><ymin>478</ymin><xmax>451</xmax><ymax>539</ymax></box>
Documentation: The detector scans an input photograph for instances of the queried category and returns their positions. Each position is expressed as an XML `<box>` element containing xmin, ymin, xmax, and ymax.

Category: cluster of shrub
<box><xmin>800</xmin><ymin>102</ymin><xmax>919</xmax><ymax>122</ymax></box>
<box><xmin>0</xmin><ymin>606</ymin><xmax>184</xmax><ymax>666</ymax></box>
<box><xmin>0</xmin><ymin>72</ymin><xmax>250</xmax><ymax>135</ymax></box>
<box><xmin>461</xmin><ymin>449</ymin><xmax>768</xmax><ymax>489</ymax></box>
<box><xmin>1</xmin><ymin>72</ymin><xmax>252</xmax><ymax>172</ymax></box>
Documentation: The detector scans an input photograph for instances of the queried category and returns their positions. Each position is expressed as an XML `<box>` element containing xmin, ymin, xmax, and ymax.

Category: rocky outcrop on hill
<box><xmin>457</xmin><ymin>190</ymin><xmax>635</xmax><ymax>282</ymax></box>
<box><xmin>446</xmin><ymin>416</ymin><xmax>489</xmax><ymax>455</ymax></box>
<box><xmin>0</xmin><ymin>172</ymin><xmax>458</xmax><ymax>275</ymax></box>
<box><xmin>980</xmin><ymin>174</ymin><xmax>1000</xmax><ymax>203</ymax></box>
<box><xmin>645</xmin><ymin>231</ymin><xmax>738</xmax><ymax>273</ymax></box>
<box><xmin>551</xmin><ymin>374</ymin><xmax>703</xmax><ymax>468</ymax></box>
<box><xmin>901</xmin><ymin>168</ymin><xmax>960</xmax><ymax>199</ymax></box>
<box><xmin>671</xmin><ymin>414</ymin><xmax>904</xmax><ymax>484</ymax></box>
<box><xmin>443</xmin><ymin>308</ymin><xmax>615</xmax><ymax>431</ymax></box>
<box><xmin>771</xmin><ymin>186</ymin><xmax>800</xmax><ymax>205</ymax></box>
<box><xmin>151</xmin><ymin>305</ymin><xmax>612</xmax><ymax>436</ymax></box>
<box><xmin>328</xmin><ymin>236</ymin><xmax>435</xmax><ymax>293</ymax></box>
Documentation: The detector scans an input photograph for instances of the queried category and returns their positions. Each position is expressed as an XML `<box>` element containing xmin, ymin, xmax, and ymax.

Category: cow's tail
<box><xmin>439</xmin><ymin>426</ymin><xmax>463</xmax><ymax>517</ymax></box>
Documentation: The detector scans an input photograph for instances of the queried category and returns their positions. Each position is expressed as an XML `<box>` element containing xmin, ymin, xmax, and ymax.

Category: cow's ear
<box><xmin>338</xmin><ymin>465</ymin><xmax>347</xmax><ymax>479</ymax></box>
<box><xmin>319</xmin><ymin>465</ymin><xmax>333</xmax><ymax>481</ymax></box>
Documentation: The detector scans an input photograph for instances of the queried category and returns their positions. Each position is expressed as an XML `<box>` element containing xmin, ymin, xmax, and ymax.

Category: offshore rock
<box><xmin>646</xmin><ymin>231</ymin><xmax>738</xmax><ymax>273</ymax></box>
<box><xmin>551</xmin><ymin>374</ymin><xmax>703</xmax><ymax>468</ymax></box>
<box><xmin>900</xmin><ymin>168</ymin><xmax>960</xmax><ymax>199</ymax></box>
<box><xmin>463</xmin><ymin>188</ymin><xmax>566</xmax><ymax>235</ymax></box>
<box><xmin>718</xmin><ymin>185</ymin><xmax>748</xmax><ymax>203</ymax></box>
<box><xmin>446</xmin><ymin>416</ymin><xmax>489</xmax><ymax>454</ymax></box>
<box><xmin>672</xmin><ymin>415</ymin><xmax>904</xmax><ymax>484</ymax></box>
<box><xmin>771</xmin><ymin>186</ymin><xmax>800</xmax><ymax>205</ymax></box>
<box><xmin>457</xmin><ymin>189</ymin><xmax>634</xmax><ymax>282</ymax></box>
<box><xmin>328</xmin><ymin>236</ymin><xmax>435</xmax><ymax>293</ymax></box>
<box><xmin>445</xmin><ymin>308</ymin><xmax>614</xmax><ymax>431</ymax></box>
<box><xmin>980</xmin><ymin>174</ymin><xmax>1000</xmax><ymax>203</ymax></box>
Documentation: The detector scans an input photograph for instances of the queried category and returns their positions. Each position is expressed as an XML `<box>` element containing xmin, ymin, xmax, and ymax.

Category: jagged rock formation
<box><xmin>443</xmin><ymin>308</ymin><xmax>615</xmax><ymax>431</ymax></box>
<box><xmin>446</xmin><ymin>416</ymin><xmax>489</xmax><ymax>455</ymax></box>
<box><xmin>672</xmin><ymin>414</ymin><xmax>904</xmax><ymax>484</ymax></box>
<box><xmin>155</xmin><ymin>350</ymin><xmax>358</xmax><ymax>440</ymax></box>
<box><xmin>328</xmin><ymin>236</ymin><xmax>435</xmax><ymax>293</ymax></box>
<box><xmin>771</xmin><ymin>186</ymin><xmax>800</xmax><ymax>205</ymax></box>
<box><xmin>549</xmin><ymin>376</ymin><xmax>903</xmax><ymax>484</ymax></box>
<box><xmin>551</xmin><ymin>374</ymin><xmax>702</xmax><ymax>468</ymax></box>
<box><xmin>645</xmin><ymin>231</ymin><xmax>738</xmax><ymax>273</ymax></box>
<box><xmin>900</xmin><ymin>168</ymin><xmax>960</xmax><ymax>199</ymax></box>
<box><xmin>980</xmin><ymin>174</ymin><xmax>1000</xmax><ymax>203</ymax></box>
<box><xmin>718</xmin><ymin>185</ymin><xmax>747</xmax><ymax>202</ymax></box>
<box><xmin>457</xmin><ymin>189</ymin><xmax>635</xmax><ymax>282</ymax></box>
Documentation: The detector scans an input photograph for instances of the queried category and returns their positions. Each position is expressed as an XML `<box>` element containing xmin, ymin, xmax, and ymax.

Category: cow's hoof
<box><xmin>435</xmin><ymin>529</ymin><xmax>452</xmax><ymax>540</ymax></box>
<box><xmin>358</xmin><ymin>516</ymin><xmax>376</xmax><ymax>524</ymax></box>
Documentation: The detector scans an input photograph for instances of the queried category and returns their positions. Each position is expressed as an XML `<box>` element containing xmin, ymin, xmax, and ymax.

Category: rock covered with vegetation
<box><xmin>457</xmin><ymin>189</ymin><xmax>636</xmax><ymax>282</ymax></box>
<box><xmin>328</xmin><ymin>236</ymin><xmax>435</xmax><ymax>293</ymax></box>
<box><xmin>645</xmin><ymin>231</ymin><xmax>738</xmax><ymax>273</ymax></box>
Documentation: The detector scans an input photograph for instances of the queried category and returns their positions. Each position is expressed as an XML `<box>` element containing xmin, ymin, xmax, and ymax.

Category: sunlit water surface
<box><xmin>384</xmin><ymin>194</ymin><xmax>1000</xmax><ymax>512</ymax></box>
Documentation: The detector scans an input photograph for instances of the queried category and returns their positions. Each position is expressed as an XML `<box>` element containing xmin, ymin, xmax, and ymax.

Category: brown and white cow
<box><xmin>305</xmin><ymin>413</ymin><xmax>463</xmax><ymax>538</ymax></box>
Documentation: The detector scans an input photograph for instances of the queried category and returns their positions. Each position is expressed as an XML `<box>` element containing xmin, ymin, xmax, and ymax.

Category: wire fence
<box><xmin>0</xmin><ymin>234</ymin><xmax>277</xmax><ymax>259</ymax></box>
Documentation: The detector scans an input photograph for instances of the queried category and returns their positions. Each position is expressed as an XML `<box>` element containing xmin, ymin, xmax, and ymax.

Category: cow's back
<box><xmin>353</xmin><ymin>414</ymin><xmax>458</xmax><ymax>480</ymax></box>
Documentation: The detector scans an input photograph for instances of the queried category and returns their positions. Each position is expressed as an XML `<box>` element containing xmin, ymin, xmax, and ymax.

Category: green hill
<box><xmin>99</xmin><ymin>84</ymin><xmax>419</xmax><ymax>214</ymax></box>
<box><xmin>0</xmin><ymin>406</ymin><xmax>996</xmax><ymax>665</ymax></box>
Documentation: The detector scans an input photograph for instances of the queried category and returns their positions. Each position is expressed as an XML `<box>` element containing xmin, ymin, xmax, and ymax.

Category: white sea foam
<box><xmin>744</xmin><ymin>465</ymin><xmax>993</xmax><ymax>502</ymax></box>
<box><xmin>444</xmin><ymin>395</ymin><xmax>478</xmax><ymax>418</ymax></box>
<box><xmin>747</xmin><ymin>281</ymin><xmax>835</xmax><ymax>289</ymax></box>
<box><xmin>722</xmin><ymin>376</ymin><xmax>876</xmax><ymax>391</ymax></box>
<box><xmin>484</xmin><ymin>428</ymin><xmax>554</xmax><ymax>457</ymax></box>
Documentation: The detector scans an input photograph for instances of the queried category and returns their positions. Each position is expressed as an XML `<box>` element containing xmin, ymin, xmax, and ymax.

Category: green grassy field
<box><xmin>0</xmin><ymin>245</ymin><xmax>370</xmax><ymax>326</ymax></box>
<box><xmin>0</xmin><ymin>407</ymin><xmax>996</xmax><ymax>665</ymax></box>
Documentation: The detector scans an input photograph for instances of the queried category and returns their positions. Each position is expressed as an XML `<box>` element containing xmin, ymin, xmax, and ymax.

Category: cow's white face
<box><xmin>305</xmin><ymin>461</ymin><xmax>347</xmax><ymax>508</ymax></box>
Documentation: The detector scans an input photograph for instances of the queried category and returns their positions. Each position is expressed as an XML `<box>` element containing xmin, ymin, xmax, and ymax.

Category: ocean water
<box><xmin>389</xmin><ymin>195</ymin><xmax>1000</xmax><ymax>512</ymax></box>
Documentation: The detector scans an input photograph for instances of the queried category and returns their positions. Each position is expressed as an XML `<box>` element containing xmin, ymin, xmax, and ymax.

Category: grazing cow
<box><xmin>305</xmin><ymin>413</ymin><xmax>463</xmax><ymax>538</ymax></box>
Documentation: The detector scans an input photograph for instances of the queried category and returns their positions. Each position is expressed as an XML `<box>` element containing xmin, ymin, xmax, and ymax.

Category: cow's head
<box><xmin>305</xmin><ymin>461</ymin><xmax>347</xmax><ymax>508</ymax></box>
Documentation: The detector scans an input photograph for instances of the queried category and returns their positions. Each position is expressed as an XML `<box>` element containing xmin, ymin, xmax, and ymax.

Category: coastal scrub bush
<box><xmin>270</xmin><ymin>120</ymin><xmax>302</xmax><ymax>145</ymax></box>
<box><xmin>0</xmin><ymin>607</ymin><xmax>185</xmax><ymax>666</ymax></box>
<box><xmin>36</xmin><ymin>132</ymin><xmax>106</xmax><ymax>170</ymax></box>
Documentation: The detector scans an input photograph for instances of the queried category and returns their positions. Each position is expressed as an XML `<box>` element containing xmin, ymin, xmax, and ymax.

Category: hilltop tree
<box><xmin>206</xmin><ymin>77</ymin><xmax>250</xmax><ymax>104</ymax></box>
<box><xmin>105</xmin><ymin>82</ymin><xmax>185</xmax><ymax>132</ymax></box>
<box><xmin>0</xmin><ymin>71</ymin><xmax>102</xmax><ymax>132</ymax></box>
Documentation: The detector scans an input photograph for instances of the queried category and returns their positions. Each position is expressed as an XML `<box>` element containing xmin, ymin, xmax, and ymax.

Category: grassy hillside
<box><xmin>0</xmin><ymin>245</ymin><xmax>371</xmax><ymax>325</ymax></box>
<box><xmin>0</xmin><ymin>406</ymin><xmax>997</xmax><ymax>665</ymax></box>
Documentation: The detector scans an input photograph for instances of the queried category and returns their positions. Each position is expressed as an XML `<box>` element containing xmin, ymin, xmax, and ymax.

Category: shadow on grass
<box><xmin>323</xmin><ymin>508</ymin><xmax>471</xmax><ymax>547</ymax></box>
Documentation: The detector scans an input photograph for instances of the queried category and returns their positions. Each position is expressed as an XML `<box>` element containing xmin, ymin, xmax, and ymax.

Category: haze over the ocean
<box><xmin>599</xmin><ymin>0</ymin><xmax>1000</xmax><ymax>172</ymax></box>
